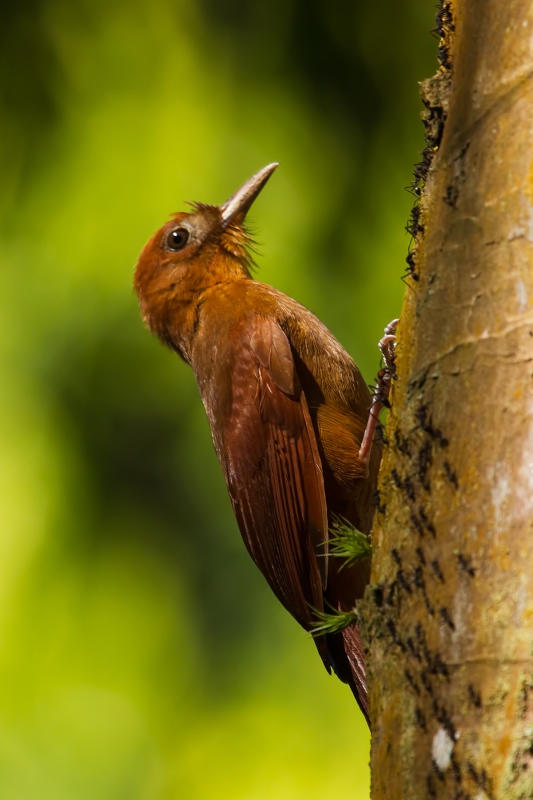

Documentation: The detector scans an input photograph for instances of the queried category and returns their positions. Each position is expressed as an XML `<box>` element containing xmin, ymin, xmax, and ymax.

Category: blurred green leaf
<box><xmin>0</xmin><ymin>0</ymin><xmax>437</xmax><ymax>796</ymax></box>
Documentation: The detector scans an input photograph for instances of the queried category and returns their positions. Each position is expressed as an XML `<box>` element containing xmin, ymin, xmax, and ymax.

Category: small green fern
<box><xmin>310</xmin><ymin>520</ymin><xmax>370</xmax><ymax>636</ymax></box>
<box><xmin>327</xmin><ymin>518</ymin><xmax>371</xmax><ymax>569</ymax></box>
<box><xmin>310</xmin><ymin>605</ymin><xmax>358</xmax><ymax>637</ymax></box>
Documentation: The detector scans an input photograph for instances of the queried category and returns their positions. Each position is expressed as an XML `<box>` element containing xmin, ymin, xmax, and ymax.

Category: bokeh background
<box><xmin>0</xmin><ymin>1</ymin><xmax>437</xmax><ymax>797</ymax></box>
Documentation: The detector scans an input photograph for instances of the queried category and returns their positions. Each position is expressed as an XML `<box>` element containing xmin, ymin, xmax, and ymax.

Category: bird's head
<box><xmin>134</xmin><ymin>163</ymin><xmax>278</xmax><ymax>341</ymax></box>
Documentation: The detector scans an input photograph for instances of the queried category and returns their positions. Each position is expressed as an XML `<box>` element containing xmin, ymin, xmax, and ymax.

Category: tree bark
<box><xmin>361</xmin><ymin>1</ymin><xmax>533</xmax><ymax>797</ymax></box>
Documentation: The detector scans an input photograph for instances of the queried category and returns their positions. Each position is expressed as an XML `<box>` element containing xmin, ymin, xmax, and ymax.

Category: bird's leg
<box><xmin>358</xmin><ymin>319</ymin><xmax>399</xmax><ymax>466</ymax></box>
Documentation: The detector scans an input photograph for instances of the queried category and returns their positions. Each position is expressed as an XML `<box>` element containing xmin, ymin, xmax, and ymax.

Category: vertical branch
<box><xmin>362</xmin><ymin>1</ymin><xmax>533</xmax><ymax>797</ymax></box>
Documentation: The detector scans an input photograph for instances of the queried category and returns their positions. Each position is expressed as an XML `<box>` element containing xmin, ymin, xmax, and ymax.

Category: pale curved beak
<box><xmin>220</xmin><ymin>163</ymin><xmax>279</xmax><ymax>225</ymax></box>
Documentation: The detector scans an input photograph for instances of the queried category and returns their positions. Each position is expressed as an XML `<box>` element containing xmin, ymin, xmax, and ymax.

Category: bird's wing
<box><xmin>221</xmin><ymin>314</ymin><xmax>329</xmax><ymax>640</ymax></box>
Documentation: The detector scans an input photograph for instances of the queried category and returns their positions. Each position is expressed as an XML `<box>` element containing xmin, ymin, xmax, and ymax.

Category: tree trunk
<box><xmin>360</xmin><ymin>1</ymin><xmax>533</xmax><ymax>797</ymax></box>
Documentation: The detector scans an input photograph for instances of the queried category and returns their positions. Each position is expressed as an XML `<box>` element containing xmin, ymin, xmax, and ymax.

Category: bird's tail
<box><xmin>342</xmin><ymin>622</ymin><xmax>370</xmax><ymax>724</ymax></box>
<box><xmin>325</xmin><ymin>623</ymin><xmax>370</xmax><ymax>726</ymax></box>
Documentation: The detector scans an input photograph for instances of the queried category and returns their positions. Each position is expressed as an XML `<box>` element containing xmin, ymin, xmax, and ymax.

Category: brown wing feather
<box><xmin>222</xmin><ymin>316</ymin><xmax>328</xmax><ymax>647</ymax></box>
<box><xmin>195</xmin><ymin>308</ymin><xmax>369</xmax><ymax>719</ymax></box>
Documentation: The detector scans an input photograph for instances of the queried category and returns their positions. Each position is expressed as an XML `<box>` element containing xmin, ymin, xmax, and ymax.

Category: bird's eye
<box><xmin>166</xmin><ymin>228</ymin><xmax>189</xmax><ymax>251</ymax></box>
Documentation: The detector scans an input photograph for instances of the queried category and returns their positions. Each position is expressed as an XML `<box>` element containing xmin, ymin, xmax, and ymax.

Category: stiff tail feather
<box><xmin>342</xmin><ymin>622</ymin><xmax>370</xmax><ymax>725</ymax></box>
<box><xmin>325</xmin><ymin>623</ymin><xmax>370</xmax><ymax>726</ymax></box>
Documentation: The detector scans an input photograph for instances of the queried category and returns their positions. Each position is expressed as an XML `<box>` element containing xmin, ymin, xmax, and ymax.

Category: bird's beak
<box><xmin>220</xmin><ymin>163</ymin><xmax>279</xmax><ymax>226</ymax></box>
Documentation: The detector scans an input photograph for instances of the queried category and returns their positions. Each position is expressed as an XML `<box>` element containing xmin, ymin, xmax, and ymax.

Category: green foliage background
<box><xmin>0</xmin><ymin>1</ymin><xmax>435</xmax><ymax>796</ymax></box>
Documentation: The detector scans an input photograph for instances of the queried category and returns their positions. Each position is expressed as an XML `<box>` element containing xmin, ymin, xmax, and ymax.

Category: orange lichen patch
<box><xmin>496</xmin><ymin>550</ymin><xmax>513</xmax><ymax>572</ymax></box>
<box><xmin>527</xmin><ymin>154</ymin><xmax>533</xmax><ymax>201</ymax></box>
<box><xmin>498</xmin><ymin>733</ymin><xmax>512</xmax><ymax>757</ymax></box>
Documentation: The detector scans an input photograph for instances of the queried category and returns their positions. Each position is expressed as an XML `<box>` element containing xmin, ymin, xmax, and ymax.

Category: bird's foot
<box><xmin>358</xmin><ymin>319</ymin><xmax>399</xmax><ymax>466</ymax></box>
<box><xmin>379</xmin><ymin>318</ymin><xmax>399</xmax><ymax>375</ymax></box>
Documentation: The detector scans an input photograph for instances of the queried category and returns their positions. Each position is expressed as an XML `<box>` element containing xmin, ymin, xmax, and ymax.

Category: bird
<box><xmin>134</xmin><ymin>164</ymin><xmax>385</xmax><ymax>725</ymax></box>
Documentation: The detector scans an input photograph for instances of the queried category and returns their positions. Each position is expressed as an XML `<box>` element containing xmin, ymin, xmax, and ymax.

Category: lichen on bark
<box><xmin>361</xmin><ymin>1</ymin><xmax>533</xmax><ymax>797</ymax></box>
